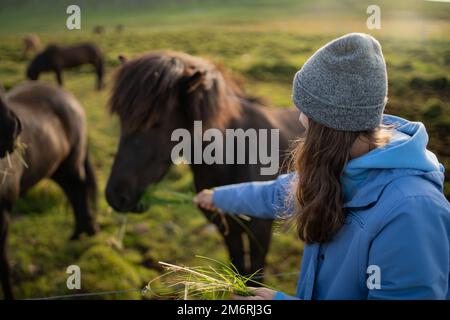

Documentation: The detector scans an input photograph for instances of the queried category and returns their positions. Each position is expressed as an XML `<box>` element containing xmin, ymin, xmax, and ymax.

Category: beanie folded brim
<box><xmin>293</xmin><ymin>82</ymin><xmax>386</xmax><ymax>132</ymax></box>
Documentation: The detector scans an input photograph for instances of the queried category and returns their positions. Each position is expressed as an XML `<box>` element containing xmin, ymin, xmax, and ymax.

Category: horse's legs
<box><xmin>0</xmin><ymin>207</ymin><xmax>13</xmax><ymax>299</ymax></box>
<box><xmin>208</xmin><ymin>212</ymin><xmax>272</xmax><ymax>281</ymax></box>
<box><xmin>246</xmin><ymin>218</ymin><xmax>273</xmax><ymax>283</ymax></box>
<box><xmin>54</xmin><ymin>68</ymin><xmax>63</xmax><ymax>86</ymax></box>
<box><xmin>52</xmin><ymin>165</ymin><xmax>98</xmax><ymax>240</ymax></box>
<box><xmin>94</xmin><ymin>61</ymin><xmax>104</xmax><ymax>90</ymax></box>
<box><xmin>222</xmin><ymin>218</ymin><xmax>246</xmax><ymax>274</ymax></box>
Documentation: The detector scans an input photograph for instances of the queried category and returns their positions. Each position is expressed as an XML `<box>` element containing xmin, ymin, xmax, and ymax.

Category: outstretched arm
<box><xmin>194</xmin><ymin>173</ymin><xmax>296</xmax><ymax>219</ymax></box>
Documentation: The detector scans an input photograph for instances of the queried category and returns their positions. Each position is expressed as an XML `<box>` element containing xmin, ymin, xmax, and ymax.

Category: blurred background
<box><xmin>0</xmin><ymin>0</ymin><xmax>449</xmax><ymax>299</ymax></box>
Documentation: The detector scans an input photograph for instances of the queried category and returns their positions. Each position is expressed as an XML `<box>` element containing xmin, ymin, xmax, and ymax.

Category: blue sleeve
<box><xmin>367</xmin><ymin>195</ymin><xmax>450</xmax><ymax>300</ymax></box>
<box><xmin>273</xmin><ymin>291</ymin><xmax>300</xmax><ymax>300</ymax></box>
<box><xmin>212</xmin><ymin>173</ymin><xmax>296</xmax><ymax>219</ymax></box>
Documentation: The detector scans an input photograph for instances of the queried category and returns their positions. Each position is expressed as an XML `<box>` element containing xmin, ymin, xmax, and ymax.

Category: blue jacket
<box><xmin>213</xmin><ymin>115</ymin><xmax>450</xmax><ymax>300</ymax></box>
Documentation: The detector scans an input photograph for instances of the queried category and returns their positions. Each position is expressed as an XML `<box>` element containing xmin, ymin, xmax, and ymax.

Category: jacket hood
<box><xmin>343</xmin><ymin>114</ymin><xmax>445</xmax><ymax>208</ymax></box>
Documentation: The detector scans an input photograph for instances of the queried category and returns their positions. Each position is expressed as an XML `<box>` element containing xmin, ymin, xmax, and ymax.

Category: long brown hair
<box><xmin>289</xmin><ymin>118</ymin><xmax>391</xmax><ymax>244</ymax></box>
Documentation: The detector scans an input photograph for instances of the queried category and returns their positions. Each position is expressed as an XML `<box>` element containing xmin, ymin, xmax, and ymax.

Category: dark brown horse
<box><xmin>26</xmin><ymin>43</ymin><xmax>105</xmax><ymax>90</ymax></box>
<box><xmin>105</xmin><ymin>51</ymin><xmax>304</xmax><ymax>280</ymax></box>
<box><xmin>0</xmin><ymin>83</ymin><xmax>98</xmax><ymax>299</ymax></box>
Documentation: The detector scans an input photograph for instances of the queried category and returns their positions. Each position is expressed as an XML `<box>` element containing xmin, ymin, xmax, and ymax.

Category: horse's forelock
<box><xmin>109</xmin><ymin>52</ymin><xmax>243</xmax><ymax>133</ymax></box>
<box><xmin>109</xmin><ymin>54</ymin><xmax>179</xmax><ymax>131</ymax></box>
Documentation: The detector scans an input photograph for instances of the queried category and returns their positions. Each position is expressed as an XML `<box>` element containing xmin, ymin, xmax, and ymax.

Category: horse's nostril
<box><xmin>105</xmin><ymin>184</ymin><xmax>129</xmax><ymax>211</ymax></box>
<box><xmin>118</xmin><ymin>195</ymin><xmax>130</xmax><ymax>208</ymax></box>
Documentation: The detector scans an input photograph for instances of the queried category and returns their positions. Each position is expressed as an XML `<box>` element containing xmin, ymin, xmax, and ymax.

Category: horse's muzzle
<box><xmin>105</xmin><ymin>184</ymin><xmax>148</xmax><ymax>213</ymax></box>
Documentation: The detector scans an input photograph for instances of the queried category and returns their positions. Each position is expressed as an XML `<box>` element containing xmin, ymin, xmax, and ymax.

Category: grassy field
<box><xmin>0</xmin><ymin>0</ymin><xmax>449</xmax><ymax>299</ymax></box>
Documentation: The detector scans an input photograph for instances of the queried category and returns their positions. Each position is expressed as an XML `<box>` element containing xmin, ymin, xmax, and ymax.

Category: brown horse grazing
<box><xmin>0</xmin><ymin>83</ymin><xmax>98</xmax><ymax>299</ymax></box>
<box><xmin>115</xmin><ymin>24</ymin><xmax>124</xmax><ymax>33</ymax></box>
<box><xmin>26</xmin><ymin>43</ymin><xmax>105</xmax><ymax>90</ymax></box>
<box><xmin>105</xmin><ymin>51</ymin><xmax>304</xmax><ymax>281</ymax></box>
<box><xmin>22</xmin><ymin>34</ymin><xmax>41</xmax><ymax>59</ymax></box>
<box><xmin>93</xmin><ymin>25</ymin><xmax>105</xmax><ymax>34</ymax></box>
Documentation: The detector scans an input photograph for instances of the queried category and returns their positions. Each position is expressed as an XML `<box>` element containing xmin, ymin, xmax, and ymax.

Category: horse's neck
<box><xmin>229</xmin><ymin>99</ymin><xmax>271</xmax><ymax>127</ymax></box>
<box><xmin>230</xmin><ymin>100</ymin><xmax>299</xmax><ymax>132</ymax></box>
<box><xmin>189</xmin><ymin>101</ymin><xmax>300</xmax><ymax>190</ymax></box>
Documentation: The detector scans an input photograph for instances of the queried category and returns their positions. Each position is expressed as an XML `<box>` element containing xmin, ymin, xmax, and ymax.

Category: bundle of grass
<box><xmin>143</xmin><ymin>256</ymin><xmax>272</xmax><ymax>300</ymax></box>
<box><xmin>1</xmin><ymin>141</ymin><xmax>27</xmax><ymax>184</ymax></box>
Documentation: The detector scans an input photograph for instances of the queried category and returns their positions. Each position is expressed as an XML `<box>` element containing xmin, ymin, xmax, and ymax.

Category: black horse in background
<box><xmin>0</xmin><ymin>83</ymin><xmax>98</xmax><ymax>299</ymax></box>
<box><xmin>105</xmin><ymin>51</ymin><xmax>304</xmax><ymax>281</ymax></box>
<box><xmin>26</xmin><ymin>43</ymin><xmax>105</xmax><ymax>90</ymax></box>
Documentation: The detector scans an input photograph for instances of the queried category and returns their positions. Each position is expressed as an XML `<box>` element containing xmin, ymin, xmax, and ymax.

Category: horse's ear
<box><xmin>118</xmin><ymin>55</ymin><xmax>128</xmax><ymax>64</ymax></box>
<box><xmin>183</xmin><ymin>70</ymin><xmax>208</xmax><ymax>93</ymax></box>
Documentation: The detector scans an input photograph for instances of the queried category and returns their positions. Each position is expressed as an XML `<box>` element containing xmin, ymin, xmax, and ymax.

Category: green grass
<box><xmin>0</xmin><ymin>0</ymin><xmax>449</xmax><ymax>299</ymax></box>
<box><xmin>145</xmin><ymin>256</ymin><xmax>267</xmax><ymax>300</ymax></box>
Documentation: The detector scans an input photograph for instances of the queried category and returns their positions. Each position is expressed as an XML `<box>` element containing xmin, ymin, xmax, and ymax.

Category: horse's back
<box><xmin>7</xmin><ymin>82</ymin><xmax>86</xmax><ymax>130</ymax></box>
<box><xmin>6</xmin><ymin>82</ymin><xmax>87</xmax><ymax>190</ymax></box>
<box><xmin>62</xmin><ymin>43</ymin><xmax>103</xmax><ymax>66</ymax></box>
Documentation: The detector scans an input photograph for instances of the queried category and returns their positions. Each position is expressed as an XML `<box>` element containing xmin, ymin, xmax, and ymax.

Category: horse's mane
<box><xmin>109</xmin><ymin>50</ymin><xmax>263</xmax><ymax>132</ymax></box>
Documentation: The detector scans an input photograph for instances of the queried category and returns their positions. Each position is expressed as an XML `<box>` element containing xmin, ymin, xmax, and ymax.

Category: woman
<box><xmin>194</xmin><ymin>33</ymin><xmax>450</xmax><ymax>300</ymax></box>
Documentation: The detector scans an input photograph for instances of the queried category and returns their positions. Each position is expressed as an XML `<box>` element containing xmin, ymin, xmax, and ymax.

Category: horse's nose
<box><xmin>105</xmin><ymin>184</ymin><xmax>132</xmax><ymax>212</ymax></box>
<box><xmin>117</xmin><ymin>195</ymin><xmax>131</xmax><ymax>210</ymax></box>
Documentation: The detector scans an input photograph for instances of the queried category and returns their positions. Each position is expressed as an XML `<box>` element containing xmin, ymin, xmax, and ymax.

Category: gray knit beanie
<box><xmin>292</xmin><ymin>33</ymin><xmax>388</xmax><ymax>131</ymax></box>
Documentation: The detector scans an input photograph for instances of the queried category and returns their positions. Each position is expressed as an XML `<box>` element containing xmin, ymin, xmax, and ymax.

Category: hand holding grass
<box><xmin>193</xmin><ymin>189</ymin><xmax>216</xmax><ymax>211</ymax></box>
<box><xmin>232</xmin><ymin>287</ymin><xmax>276</xmax><ymax>300</ymax></box>
<box><xmin>145</xmin><ymin>256</ymin><xmax>278</xmax><ymax>300</ymax></box>
<box><xmin>192</xmin><ymin>192</ymin><xmax>277</xmax><ymax>300</ymax></box>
